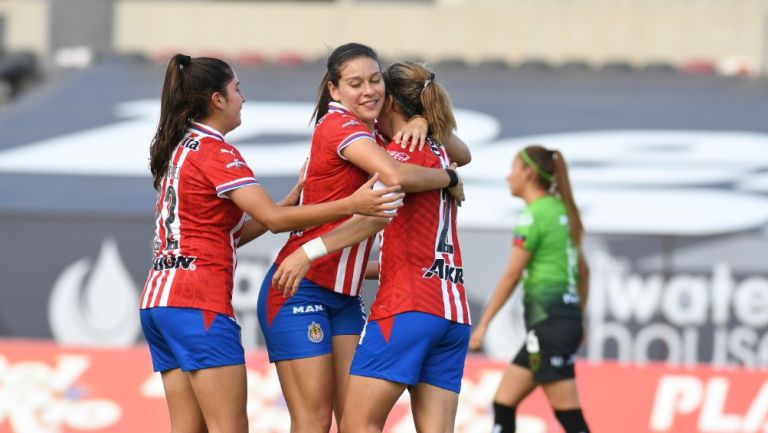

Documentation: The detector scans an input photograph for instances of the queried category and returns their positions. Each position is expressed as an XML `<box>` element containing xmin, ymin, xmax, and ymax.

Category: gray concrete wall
<box><xmin>1</xmin><ymin>0</ymin><xmax>766</xmax><ymax>73</ymax></box>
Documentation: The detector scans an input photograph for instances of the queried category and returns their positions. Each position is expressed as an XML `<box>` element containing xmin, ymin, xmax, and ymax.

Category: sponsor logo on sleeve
<box><xmin>341</xmin><ymin>119</ymin><xmax>361</xmax><ymax>129</ymax></box>
<box><xmin>387</xmin><ymin>150</ymin><xmax>410</xmax><ymax>162</ymax></box>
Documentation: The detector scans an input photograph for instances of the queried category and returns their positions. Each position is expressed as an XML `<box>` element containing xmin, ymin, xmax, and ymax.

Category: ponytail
<box><xmin>420</xmin><ymin>72</ymin><xmax>456</xmax><ymax>143</ymax></box>
<box><xmin>149</xmin><ymin>54</ymin><xmax>233</xmax><ymax>190</ymax></box>
<box><xmin>384</xmin><ymin>61</ymin><xmax>456</xmax><ymax>143</ymax></box>
<box><xmin>552</xmin><ymin>150</ymin><xmax>584</xmax><ymax>247</ymax></box>
<box><xmin>150</xmin><ymin>54</ymin><xmax>191</xmax><ymax>190</ymax></box>
<box><xmin>520</xmin><ymin>145</ymin><xmax>584</xmax><ymax>247</ymax></box>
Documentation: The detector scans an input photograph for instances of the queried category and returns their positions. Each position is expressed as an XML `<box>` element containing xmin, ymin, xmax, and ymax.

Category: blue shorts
<box><xmin>257</xmin><ymin>264</ymin><xmax>366</xmax><ymax>363</ymax></box>
<box><xmin>350</xmin><ymin>311</ymin><xmax>471</xmax><ymax>393</ymax></box>
<box><xmin>140</xmin><ymin>307</ymin><xmax>245</xmax><ymax>372</ymax></box>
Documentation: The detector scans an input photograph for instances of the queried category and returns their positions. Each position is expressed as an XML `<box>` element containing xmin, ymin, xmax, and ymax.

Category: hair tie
<box><xmin>423</xmin><ymin>72</ymin><xmax>435</xmax><ymax>89</ymax></box>
<box><xmin>178</xmin><ymin>55</ymin><xmax>191</xmax><ymax>69</ymax></box>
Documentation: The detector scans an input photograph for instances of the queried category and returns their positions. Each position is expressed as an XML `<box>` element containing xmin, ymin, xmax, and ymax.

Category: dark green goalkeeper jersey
<box><xmin>513</xmin><ymin>195</ymin><xmax>581</xmax><ymax>327</ymax></box>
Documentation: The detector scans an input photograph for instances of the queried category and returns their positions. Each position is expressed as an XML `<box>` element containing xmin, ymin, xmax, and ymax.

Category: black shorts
<box><xmin>512</xmin><ymin>317</ymin><xmax>583</xmax><ymax>383</ymax></box>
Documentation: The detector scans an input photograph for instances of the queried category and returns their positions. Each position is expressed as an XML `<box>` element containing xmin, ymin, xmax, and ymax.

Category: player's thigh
<box><xmin>541</xmin><ymin>378</ymin><xmax>582</xmax><ymax>410</ymax></box>
<box><xmin>340</xmin><ymin>375</ymin><xmax>406</xmax><ymax>433</ymax></box>
<box><xmin>275</xmin><ymin>353</ymin><xmax>335</xmax><ymax>428</ymax></box>
<box><xmin>494</xmin><ymin>363</ymin><xmax>538</xmax><ymax>406</ymax></box>
<box><xmin>188</xmin><ymin>364</ymin><xmax>248</xmax><ymax>433</ymax></box>
<box><xmin>258</xmin><ymin>276</ymin><xmax>336</xmax><ymax>363</ymax></box>
<box><xmin>160</xmin><ymin>368</ymin><xmax>207</xmax><ymax>433</ymax></box>
<box><xmin>331</xmin><ymin>334</ymin><xmax>360</xmax><ymax>423</ymax></box>
<box><xmin>410</xmin><ymin>382</ymin><xmax>459</xmax><ymax>433</ymax></box>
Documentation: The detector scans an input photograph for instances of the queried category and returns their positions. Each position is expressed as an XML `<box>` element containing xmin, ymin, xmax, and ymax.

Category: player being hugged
<box><xmin>469</xmin><ymin>145</ymin><xmax>591</xmax><ymax>433</ymax></box>
<box><xmin>262</xmin><ymin>43</ymin><xmax>468</xmax><ymax>433</ymax></box>
<box><xmin>140</xmin><ymin>54</ymin><xmax>402</xmax><ymax>433</ymax></box>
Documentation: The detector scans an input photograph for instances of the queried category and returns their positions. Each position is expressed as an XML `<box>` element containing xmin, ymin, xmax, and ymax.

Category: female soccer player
<box><xmin>468</xmin><ymin>145</ymin><xmax>591</xmax><ymax>433</ymax></box>
<box><xmin>257</xmin><ymin>43</ymin><xmax>465</xmax><ymax>433</ymax></box>
<box><xmin>140</xmin><ymin>54</ymin><xmax>402</xmax><ymax>433</ymax></box>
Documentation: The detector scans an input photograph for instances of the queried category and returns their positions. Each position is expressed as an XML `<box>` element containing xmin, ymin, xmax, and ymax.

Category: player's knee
<box><xmin>291</xmin><ymin>413</ymin><xmax>332</xmax><ymax>433</ymax></box>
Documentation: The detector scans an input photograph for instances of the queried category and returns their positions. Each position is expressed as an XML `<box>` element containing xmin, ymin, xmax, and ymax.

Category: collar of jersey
<box><xmin>190</xmin><ymin>121</ymin><xmax>225</xmax><ymax>142</ymax></box>
<box><xmin>328</xmin><ymin>101</ymin><xmax>354</xmax><ymax>116</ymax></box>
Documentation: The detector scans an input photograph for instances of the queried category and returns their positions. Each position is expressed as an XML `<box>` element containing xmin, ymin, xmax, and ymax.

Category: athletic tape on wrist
<box><xmin>302</xmin><ymin>237</ymin><xmax>328</xmax><ymax>261</ymax></box>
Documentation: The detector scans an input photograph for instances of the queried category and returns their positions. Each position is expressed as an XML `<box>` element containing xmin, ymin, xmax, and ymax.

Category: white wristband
<box><xmin>302</xmin><ymin>237</ymin><xmax>328</xmax><ymax>261</ymax></box>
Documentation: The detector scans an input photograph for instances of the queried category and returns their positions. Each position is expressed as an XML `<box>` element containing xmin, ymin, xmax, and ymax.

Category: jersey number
<box><xmin>437</xmin><ymin>190</ymin><xmax>454</xmax><ymax>254</ymax></box>
<box><xmin>163</xmin><ymin>185</ymin><xmax>179</xmax><ymax>250</ymax></box>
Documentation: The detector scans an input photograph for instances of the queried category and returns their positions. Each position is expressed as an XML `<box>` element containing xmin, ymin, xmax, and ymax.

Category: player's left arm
<box><xmin>577</xmin><ymin>248</ymin><xmax>589</xmax><ymax>313</ymax></box>
<box><xmin>443</xmin><ymin>134</ymin><xmax>471</xmax><ymax>167</ymax></box>
<box><xmin>468</xmin><ymin>246</ymin><xmax>531</xmax><ymax>351</ymax></box>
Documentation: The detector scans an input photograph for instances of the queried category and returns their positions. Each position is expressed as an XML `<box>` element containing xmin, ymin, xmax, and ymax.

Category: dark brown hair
<box><xmin>311</xmin><ymin>43</ymin><xmax>380</xmax><ymax>124</ymax></box>
<box><xmin>383</xmin><ymin>61</ymin><xmax>456</xmax><ymax>144</ymax></box>
<box><xmin>522</xmin><ymin>145</ymin><xmax>584</xmax><ymax>246</ymax></box>
<box><xmin>149</xmin><ymin>54</ymin><xmax>233</xmax><ymax>190</ymax></box>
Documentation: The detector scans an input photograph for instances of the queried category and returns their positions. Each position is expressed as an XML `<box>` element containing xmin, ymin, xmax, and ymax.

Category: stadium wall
<box><xmin>0</xmin><ymin>0</ymin><xmax>766</xmax><ymax>73</ymax></box>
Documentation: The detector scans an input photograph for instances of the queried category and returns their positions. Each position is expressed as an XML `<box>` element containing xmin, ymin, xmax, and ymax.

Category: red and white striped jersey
<box><xmin>271</xmin><ymin>102</ymin><xmax>381</xmax><ymax>302</ymax></box>
<box><xmin>140</xmin><ymin>122</ymin><xmax>259</xmax><ymax>317</ymax></box>
<box><xmin>370</xmin><ymin>138</ymin><xmax>471</xmax><ymax>325</ymax></box>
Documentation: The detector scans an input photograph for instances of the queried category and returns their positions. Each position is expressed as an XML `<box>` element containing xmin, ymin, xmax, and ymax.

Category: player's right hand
<box><xmin>272</xmin><ymin>247</ymin><xmax>312</xmax><ymax>297</ymax></box>
<box><xmin>349</xmin><ymin>173</ymin><xmax>404</xmax><ymax>217</ymax></box>
<box><xmin>468</xmin><ymin>325</ymin><xmax>486</xmax><ymax>352</ymax></box>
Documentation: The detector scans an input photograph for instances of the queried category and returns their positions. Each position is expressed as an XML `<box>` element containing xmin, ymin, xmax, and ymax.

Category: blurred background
<box><xmin>1</xmin><ymin>0</ymin><xmax>768</xmax><ymax>432</ymax></box>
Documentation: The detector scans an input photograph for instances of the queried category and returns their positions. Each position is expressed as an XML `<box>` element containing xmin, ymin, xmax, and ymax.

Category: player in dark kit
<box><xmin>469</xmin><ymin>145</ymin><xmax>591</xmax><ymax>433</ymax></box>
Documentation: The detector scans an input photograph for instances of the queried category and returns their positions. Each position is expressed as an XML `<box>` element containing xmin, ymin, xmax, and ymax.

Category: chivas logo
<box><xmin>307</xmin><ymin>321</ymin><xmax>324</xmax><ymax>343</ymax></box>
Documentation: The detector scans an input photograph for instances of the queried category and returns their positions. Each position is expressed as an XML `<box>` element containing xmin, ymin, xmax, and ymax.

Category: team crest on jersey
<box><xmin>387</xmin><ymin>150</ymin><xmax>410</xmax><ymax>162</ymax></box>
<box><xmin>152</xmin><ymin>255</ymin><xmax>197</xmax><ymax>271</ymax></box>
<box><xmin>341</xmin><ymin>119</ymin><xmax>361</xmax><ymax>129</ymax></box>
<box><xmin>307</xmin><ymin>321</ymin><xmax>324</xmax><ymax>343</ymax></box>
<box><xmin>422</xmin><ymin>258</ymin><xmax>464</xmax><ymax>284</ymax></box>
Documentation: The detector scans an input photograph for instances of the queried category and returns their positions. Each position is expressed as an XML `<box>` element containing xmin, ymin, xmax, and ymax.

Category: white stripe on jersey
<box><xmin>158</xmin><ymin>269</ymin><xmax>176</xmax><ymax>307</ymax></box>
<box><xmin>335</xmin><ymin>246</ymin><xmax>351</xmax><ymax>293</ymax></box>
<box><xmin>141</xmin><ymin>270</ymin><xmax>157</xmax><ymax>309</ymax></box>
<box><xmin>148</xmin><ymin>271</ymin><xmax>165</xmax><ymax>307</ymax></box>
<box><xmin>348</xmin><ymin>238</ymin><xmax>368</xmax><ymax>296</ymax></box>
<box><xmin>229</xmin><ymin>214</ymin><xmax>245</xmax><ymax>284</ymax></box>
